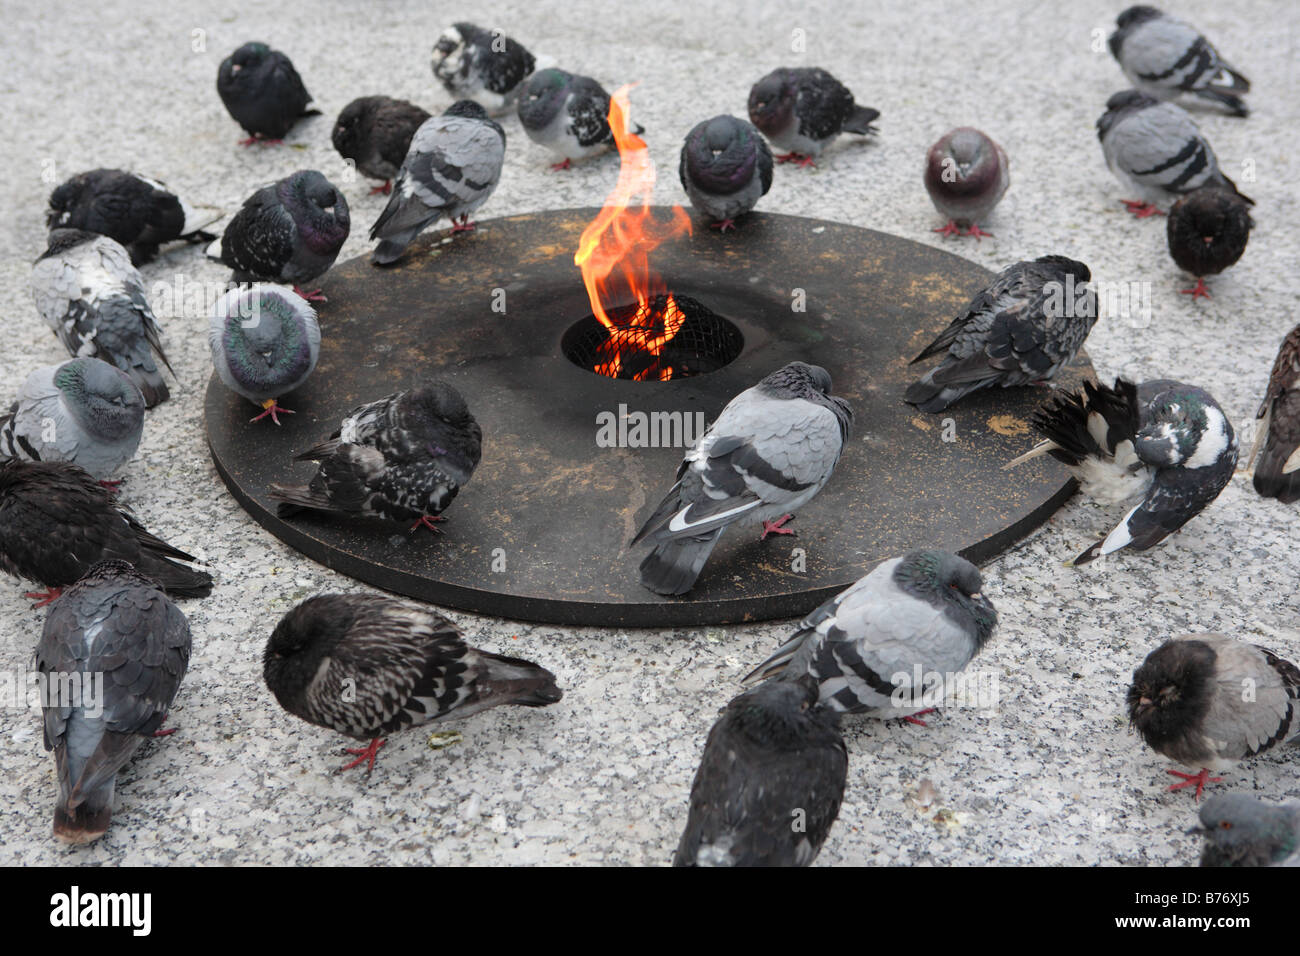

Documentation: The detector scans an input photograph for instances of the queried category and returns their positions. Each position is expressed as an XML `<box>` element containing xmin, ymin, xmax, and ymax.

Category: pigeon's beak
<box><xmin>1185</xmin><ymin>824</ymin><xmax>1206</xmax><ymax>836</ymax></box>
<box><xmin>231</xmin><ymin>64</ymin><xmax>242</xmax><ymax>74</ymax></box>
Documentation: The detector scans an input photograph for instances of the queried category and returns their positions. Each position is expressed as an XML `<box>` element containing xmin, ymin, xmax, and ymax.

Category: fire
<box><xmin>574</xmin><ymin>84</ymin><xmax>692</xmax><ymax>380</ymax></box>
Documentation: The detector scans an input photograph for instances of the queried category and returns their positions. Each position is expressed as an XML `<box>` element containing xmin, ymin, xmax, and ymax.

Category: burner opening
<box><xmin>562</xmin><ymin>294</ymin><xmax>743</xmax><ymax>381</ymax></box>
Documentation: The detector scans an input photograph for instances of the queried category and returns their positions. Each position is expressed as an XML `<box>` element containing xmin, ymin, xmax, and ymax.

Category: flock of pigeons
<box><xmin>2</xmin><ymin>7</ymin><xmax>1299</xmax><ymax>867</ymax></box>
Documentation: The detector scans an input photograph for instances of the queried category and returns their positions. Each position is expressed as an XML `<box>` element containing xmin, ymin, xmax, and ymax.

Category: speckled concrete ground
<box><xmin>1</xmin><ymin>0</ymin><xmax>1297</xmax><ymax>866</ymax></box>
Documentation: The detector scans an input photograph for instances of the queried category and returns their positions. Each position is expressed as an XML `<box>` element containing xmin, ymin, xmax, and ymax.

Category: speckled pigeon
<box><xmin>747</xmin><ymin>67</ymin><xmax>879</xmax><ymax>167</ymax></box>
<box><xmin>1166</xmin><ymin>186</ymin><xmax>1252</xmax><ymax>299</ymax></box>
<box><xmin>1195</xmin><ymin>794</ymin><xmax>1300</xmax><ymax>866</ymax></box>
<box><xmin>209</xmin><ymin>284</ymin><xmax>320</xmax><ymax>425</ymax></box>
<box><xmin>264</xmin><ymin>593</ymin><xmax>562</xmax><ymax>772</ymax></box>
<box><xmin>1128</xmin><ymin>634</ymin><xmax>1300</xmax><ymax>799</ymax></box>
<box><xmin>679</xmin><ymin>115</ymin><xmax>774</xmax><ymax>232</ymax></box>
<box><xmin>924</xmin><ymin>127</ymin><xmax>1009</xmax><ymax>239</ymax></box>
<box><xmin>31</xmin><ymin>229</ymin><xmax>174</xmax><ymax>408</ymax></box>
<box><xmin>36</xmin><ymin>560</ymin><xmax>191</xmax><ymax>843</ymax></box>
<box><xmin>208</xmin><ymin>170</ymin><xmax>350</xmax><ymax>302</ymax></box>
<box><xmin>269</xmin><ymin>379</ymin><xmax>482</xmax><ymax>532</ymax></box>
<box><xmin>431</xmin><ymin>22</ymin><xmax>536</xmax><ymax>116</ymax></box>
<box><xmin>745</xmin><ymin>551</ymin><xmax>997</xmax><ymax>724</ymax></box>
<box><xmin>332</xmin><ymin>96</ymin><xmax>432</xmax><ymax>195</ymax></box>
<box><xmin>1252</xmin><ymin>323</ymin><xmax>1300</xmax><ymax>504</ymax></box>
<box><xmin>631</xmin><ymin>362</ymin><xmax>853</xmax><ymax>596</ymax></box>
<box><xmin>673</xmin><ymin>675</ymin><xmax>847</xmax><ymax>867</ymax></box>
<box><xmin>217</xmin><ymin>41</ymin><xmax>319</xmax><ymax>144</ymax></box>
<box><xmin>905</xmin><ymin>255</ymin><xmax>1096</xmax><ymax>413</ymax></box>
<box><xmin>517</xmin><ymin>68</ymin><xmax>640</xmax><ymax>170</ymax></box>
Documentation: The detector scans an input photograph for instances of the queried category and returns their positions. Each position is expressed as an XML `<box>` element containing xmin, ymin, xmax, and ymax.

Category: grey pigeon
<box><xmin>268</xmin><ymin>380</ymin><xmax>482</xmax><ymax>532</ymax></box>
<box><xmin>36</xmin><ymin>559</ymin><xmax>191</xmax><ymax>843</ymax></box>
<box><xmin>45</xmin><ymin>169</ymin><xmax>220</xmax><ymax>265</ymax></box>
<box><xmin>368</xmin><ymin>101</ymin><xmax>505</xmax><ymax>265</ymax></box>
<box><xmin>31</xmin><ymin>229</ymin><xmax>174</xmax><ymax>408</ymax></box>
<box><xmin>1008</xmin><ymin>377</ymin><xmax>1237</xmax><ymax>565</ymax></box>
<box><xmin>1194</xmin><ymin>794</ymin><xmax>1300</xmax><ymax>866</ymax></box>
<box><xmin>1166</xmin><ymin>186</ymin><xmax>1252</xmax><ymax>299</ymax></box>
<box><xmin>209</xmin><ymin>284</ymin><xmax>320</xmax><ymax>425</ymax></box>
<box><xmin>217</xmin><ymin>41</ymin><xmax>319</xmax><ymax>145</ymax></box>
<box><xmin>332</xmin><ymin>96</ymin><xmax>432</xmax><ymax>195</ymax></box>
<box><xmin>208</xmin><ymin>170</ymin><xmax>350</xmax><ymax>303</ymax></box>
<box><xmin>264</xmin><ymin>593</ymin><xmax>561</xmax><ymax>772</ymax></box>
<box><xmin>631</xmin><ymin>361</ymin><xmax>853</xmax><ymax>596</ymax></box>
<box><xmin>745</xmin><ymin>551</ymin><xmax>997</xmax><ymax>724</ymax></box>
<box><xmin>1251</xmin><ymin>323</ymin><xmax>1300</xmax><ymax>504</ymax></box>
<box><xmin>1097</xmin><ymin>90</ymin><xmax>1253</xmax><ymax>217</ymax></box>
<box><xmin>1128</xmin><ymin>633</ymin><xmax>1300</xmax><ymax>799</ymax></box>
<box><xmin>0</xmin><ymin>358</ymin><xmax>144</xmax><ymax>480</ymax></box>
<box><xmin>924</xmin><ymin>127</ymin><xmax>1010</xmax><ymax>239</ymax></box>
<box><xmin>905</xmin><ymin>255</ymin><xmax>1096</xmax><ymax>413</ymax></box>
<box><xmin>1109</xmin><ymin>6</ymin><xmax>1250</xmax><ymax>117</ymax></box>
<box><xmin>517</xmin><ymin>68</ymin><xmax>639</xmax><ymax>170</ymax></box>
<box><xmin>673</xmin><ymin>676</ymin><xmax>847</xmax><ymax>867</ymax></box>
<box><xmin>431</xmin><ymin>22</ymin><xmax>536</xmax><ymax>116</ymax></box>
<box><xmin>679</xmin><ymin>115</ymin><xmax>774</xmax><ymax>232</ymax></box>
<box><xmin>747</xmin><ymin>67</ymin><xmax>879</xmax><ymax>167</ymax></box>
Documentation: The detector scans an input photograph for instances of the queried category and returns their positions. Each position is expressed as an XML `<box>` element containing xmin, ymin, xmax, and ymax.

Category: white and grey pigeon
<box><xmin>516</xmin><ymin>68</ymin><xmax>641</xmax><ymax>170</ymax></box>
<box><xmin>1109</xmin><ymin>6</ymin><xmax>1250</xmax><ymax>117</ymax></box>
<box><xmin>744</xmin><ymin>551</ymin><xmax>997</xmax><ymax>724</ymax></box>
<box><xmin>905</xmin><ymin>255</ymin><xmax>1096</xmax><ymax>413</ymax></box>
<box><xmin>924</xmin><ymin>127</ymin><xmax>1010</xmax><ymax>240</ymax></box>
<box><xmin>369</xmin><ymin>101</ymin><xmax>506</xmax><ymax>265</ymax></box>
<box><xmin>679</xmin><ymin>115</ymin><xmax>774</xmax><ymax>232</ymax></box>
<box><xmin>747</xmin><ymin>67</ymin><xmax>879</xmax><ymax>167</ymax></box>
<box><xmin>0</xmin><ymin>358</ymin><xmax>144</xmax><ymax>481</ymax></box>
<box><xmin>209</xmin><ymin>284</ymin><xmax>320</xmax><ymax>425</ymax></box>
<box><xmin>630</xmin><ymin>361</ymin><xmax>853</xmax><ymax>596</ymax></box>
<box><xmin>1096</xmin><ymin>90</ymin><xmax>1253</xmax><ymax>218</ymax></box>
<box><xmin>31</xmin><ymin>229</ymin><xmax>174</xmax><ymax>408</ymax></box>
<box><xmin>1008</xmin><ymin>378</ymin><xmax>1237</xmax><ymax>565</ymax></box>
<box><xmin>1194</xmin><ymin>794</ymin><xmax>1300</xmax><ymax>866</ymax></box>
<box><xmin>673</xmin><ymin>675</ymin><xmax>847</xmax><ymax>867</ymax></box>
<box><xmin>431</xmin><ymin>22</ymin><xmax>536</xmax><ymax>116</ymax></box>
<box><xmin>36</xmin><ymin>559</ymin><xmax>192</xmax><ymax>843</ymax></box>
<box><xmin>1128</xmin><ymin>634</ymin><xmax>1300</xmax><ymax>800</ymax></box>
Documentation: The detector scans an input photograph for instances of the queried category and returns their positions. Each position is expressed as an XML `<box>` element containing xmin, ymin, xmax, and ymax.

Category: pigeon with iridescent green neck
<box><xmin>517</xmin><ymin>68</ymin><xmax>640</xmax><ymax>170</ymax></box>
<box><xmin>1195</xmin><ymin>794</ymin><xmax>1300</xmax><ymax>866</ymax></box>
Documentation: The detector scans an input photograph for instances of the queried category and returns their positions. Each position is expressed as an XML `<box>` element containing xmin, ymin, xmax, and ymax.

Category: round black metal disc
<box><xmin>205</xmin><ymin>208</ymin><xmax>1090</xmax><ymax>626</ymax></box>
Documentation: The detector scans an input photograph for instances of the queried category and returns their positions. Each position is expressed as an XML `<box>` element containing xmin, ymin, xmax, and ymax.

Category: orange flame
<box><xmin>574</xmin><ymin>84</ymin><xmax>692</xmax><ymax>380</ymax></box>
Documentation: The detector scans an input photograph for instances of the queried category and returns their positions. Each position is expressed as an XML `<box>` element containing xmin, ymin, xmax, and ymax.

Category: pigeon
<box><xmin>31</xmin><ymin>229</ymin><xmax>174</xmax><ymax>408</ymax></box>
<box><xmin>517</xmin><ymin>68</ymin><xmax>639</xmax><ymax>170</ymax></box>
<box><xmin>1250</xmin><ymin>323</ymin><xmax>1300</xmax><ymax>504</ymax></box>
<box><xmin>1166</xmin><ymin>186</ymin><xmax>1253</xmax><ymax>299</ymax></box>
<box><xmin>45</xmin><ymin>169</ymin><xmax>220</xmax><ymax>265</ymax></box>
<box><xmin>905</xmin><ymin>255</ymin><xmax>1096</xmax><ymax>413</ymax></box>
<box><xmin>1194</xmin><ymin>794</ymin><xmax>1300</xmax><ymax>866</ymax></box>
<box><xmin>36</xmin><ymin>560</ymin><xmax>191</xmax><ymax>843</ymax></box>
<box><xmin>209</xmin><ymin>284</ymin><xmax>321</xmax><ymax>425</ymax></box>
<box><xmin>924</xmin><ymin>127</ymin><xmax>1010</xmax><ymax>240</ymax></box>
<box><xmin>264</xmin><ymin>592</ymin><xmax>562</xmax><ymax>772</ymax></box>
<box><xmin>1127</xmin><ymin>634</ymin><xmax>1300</xmax><ymax>799</ymax></box>
<box><xmin>268</xmin><ymin>380</ymin><xmax>482</xmax><ymax>532</ymax></box>
<box><xmin>678</xmin><ymin>115</ymin><xmax>774</xmax><ymax>232</ymax></box>
<box><xmin>672</xmin><ymin>675</ymin><xmax>847</xmax><ymax>867</ymax></box>
<box><xmin>431</xmin><ymin>22</ymin><xmax>536</xmax><ymax>116</ymax></box>
<box><xmin>631</xmin><ymin>362</ymin><xmax>853</xmax><ymax>596</ymax></box>
<box><xmin>332</xmin><ymin>96</ymin><xmax>432</xmax><ymax>195</ymax></box>
<box><xmin>368</xmin><ymin>101</ymin><xmax>506</xmax><ymax>265</ymax></box>
<box><xmin>746</xmin><ymin>67</ymin><xmax>879</xmax><ymax>167</ymax></box>
<box><xmin>216</xmin><ymin>41</ymin><xmax>319</xmax><ymax>145</ymax></box>
<box><xmin>0</xmin><ymin>358</ymin><xmax>144</xmax><ymax>481</ymax></box>
<box><xmin>0</xmin><ymin>459</ymin><xmax>212</xmax><ymax>606</ymax></box>
<box><xmin>744</xmin><ymin>551</ymin><xmax>997</xmax><ymax>725</ymax></box>
<box><xmin>1109</xmin><ymin>6</ymin><xmax>1250</xmax><ymax>117</ymax></box>
<box><xmin>1097</xmin><ymin>90</ymin><xmax>1253</xmax><ymax>218</ymax></box>
<box><xmin>208</xmin><ymin>170</ymin><xmax>350</xmax><ymax>302</ymax></box>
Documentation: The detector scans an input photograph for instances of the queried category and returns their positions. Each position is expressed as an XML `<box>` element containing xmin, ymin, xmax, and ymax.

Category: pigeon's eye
<box><xmin>1220</xmin><ymin>821</ymin><xmax>1232</xmax><ymax>830</ymax></box>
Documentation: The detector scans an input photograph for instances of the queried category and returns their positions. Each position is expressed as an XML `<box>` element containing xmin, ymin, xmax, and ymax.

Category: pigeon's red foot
<box><xmin>238</xmin><ymin>136</ymin><xmax>284</xmax><ymax>147</ymax></box>
<box><xmin>1180</xmin><ymin>277</ymin><xmax>1212</xmax><ymax>300</ymax></box>
<box><xmin>409</xmin><ymin>514</ymin><xmax>447</xmax><ymax>534</ymax></box>
<box><xmin>150</xmin><ymin>724</ymin><xmax>177</xmax><ymax>739</ymax></box>
<box><xmin>965</xmin><ymin>224</ymin><xmax>994</xmax><ymax>240</ymax></box>
<box><xmin>341</xmin><ymin>738</ymin><xmax>386</xmax><ymax>774</ymax></box>
<box><xmin>98</xmin><ymin>478</ymin><xmax>123</xmax><ymax>494</ymax></box>
<box><xmin>449</xmin><ymin>216</ymin><xmax>477</xmax><ymax>234</ymax></box>
<box><xmin>933</xmin><ymin>220</ymin><xmax>963</xmax><ymax>238</ymax></box>
<box><xmin>250</xmin><ymin>399</ymin><xmax>295</xmax><ymax>425</ymax></box>
<box><xmin>710</xmin><ymin>218</ymin><xmax>737</xmax><ymax>232</ymax></box>
<box><xmin>775</xmin><ymin>152</ymin><xmax>815</xmax><ymax>167</ymax></box>
<box><xmin>1121</xmin><ymin>199</ymin><xmax>1164</xmax><ymax>218</ymax></box>
<box><xmin>292</xmin><ymin>285</ymin><xmax>327</xmax><ymax>303</ymax></box>
<box><xmin>1166</xmin><ymin>767</ymin><xmax>1223</xmax><ymax>800</ymax></box>
<box><xmin>760</xmin><ymin>514</ymin><xmax>796</xmax><ymax>539</ymax></box>
<box><xmin>24</xmin><ymin>587</ymin><xmax>63</xmax><ymax>609</ymax></box>
<box><xmin>550</xmin><ymin>158</ymin><xmax>573</xmax><ymax>171</ymax></box>
<box><xmin>369</xmin><ymin>181</ymin><xmax>393</xmax><ymax>195</ymax></box>
<box><xmin>903</xmin><ymin>708</ymin><xmax>938</xmax><ymax>727</ymax></box>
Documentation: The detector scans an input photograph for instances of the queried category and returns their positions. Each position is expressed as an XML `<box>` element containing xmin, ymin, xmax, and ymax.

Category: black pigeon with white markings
<box><xmin>217</xmin><ymin>41</ymin><xmax>319</xmax><ymax>144</ymax></box>
<box><xmin>1195</xmin><ymin>795</ymin><xmax>1300</xmax><ymax>866</ymax></box>
<box><xmin>46</xmin><ymin>169</ymin><xmax>219</xmax><ymax>265</ymax></box>
<box><xmin>1251</xmin><ymin>324</ymin><xmax>1300</xmax><ymax>504</ymax></box>
<box><xmin>924</xmin><ymin>127</ymin><xmax>1010</xmax><ymax>240</ymax></box>
<box><xmin>631</xmin><ymin>362</ymin><xmax>852</xmax><ymax>596</ymax></box>
<box><xmin>679</xmin><ymin>115</ymin><xmax>774</xmax><ymax>232</ymax></box>
<box><xmin>1128</xmin><ymin>634</ymin><xmax>1300</xmax><ymax>800</ymax></box>
<box><xmin>1166</xmin><ymin>186</ymin><xmax>1253</xmax><ymax>299</ymax></box>
<box><xmin>269</xmin><ymin>380</ymin><xmax>482</xmax><ymax>532</ymax></box>
<box><xmin>37</xmin><ymin>560</ymin><xmax>191</xmax><ymax>843</ymax></box>
<box><xmin>369</xmin><ymin>102</ymin><xmax>505</xmax><ymax>265</ymax></box>
<box><xmin>264</xmin><ymin>593</ymin><xmax>562</xmax><ymax>772</ymax></box>
<box><xmin>673</xmin><ymin>675</ymin><xmax>847</xmax><ymax>867</ymax></box>
<box><xmin>332</xmin><ymin>96</ymin><xmax>432</xmax><ymax>195</ymax></box>
<box><xmin>747</xmin><ymin>67</ymin><xmax>879</xmax><ymax>167</ymax></box>
<box><xmin>905</xmin><ymin>255</ymin><xmax>1096</xmax><ymax>413</ymax></box>
<box><xmin>431</xmin><ymin>22</ymin><xmax>536</xmax><ymax>116</ymax></box>
<box><xmin>1109</xmin><ymin>6</ymin><xmax>1250</xmax><ymax>117</ymax></box>
<box><xmin>517</xmin><ymin>68</ymin><xmax>639</xmax><ymax>170</ymax></box>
